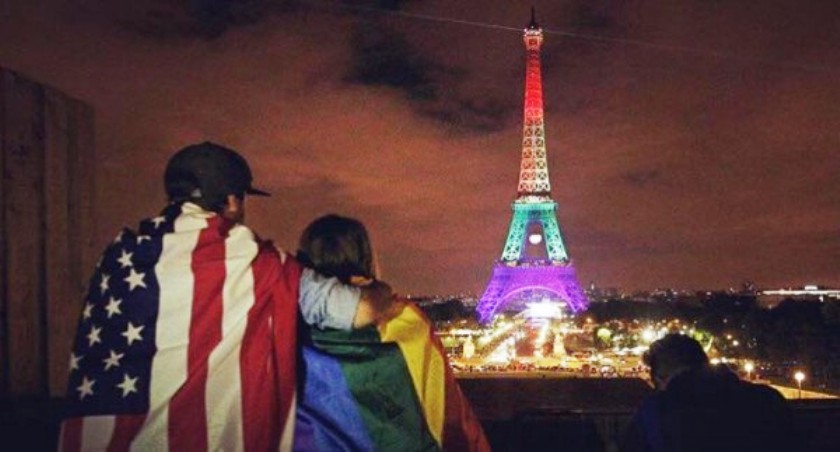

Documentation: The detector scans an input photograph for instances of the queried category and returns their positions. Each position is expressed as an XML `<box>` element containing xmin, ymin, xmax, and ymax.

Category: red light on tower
<box><xmin>518</xmin><ymin>8</ymin><xmax>550</xmax><ymax>198</ymax></box>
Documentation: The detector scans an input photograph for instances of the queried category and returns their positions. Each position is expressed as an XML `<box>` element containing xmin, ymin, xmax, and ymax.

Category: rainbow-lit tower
<box><xmin>477</xmin><ymin>11</ymin><xmax>588</xmax><ymax>323</ymax></box>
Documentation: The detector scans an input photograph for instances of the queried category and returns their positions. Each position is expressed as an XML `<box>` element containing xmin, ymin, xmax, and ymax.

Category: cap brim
<box><xmin>246</xmin><ymin>187</ymin><xmax>271</xmax><ymax>197</ymax></box>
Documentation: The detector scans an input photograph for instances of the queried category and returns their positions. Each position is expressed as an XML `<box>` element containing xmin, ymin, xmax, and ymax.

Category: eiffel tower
<box><xmin>476</xmin><ymin>11</ymin><xmax>588</xmax><ymax>323</ymax></box>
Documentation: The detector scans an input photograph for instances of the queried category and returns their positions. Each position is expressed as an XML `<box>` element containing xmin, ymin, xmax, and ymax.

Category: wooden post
<box><xmin>2</xmin><ymin>70</ymin><xmax>47</xmax><ymax>397</ymax></box>
<box><xmin>44</xmin><ymin>90</ymin><xmax>74</xmax><ymax>396</ymax></box>
<box><xmin>0</xmin><ymin>65</ymin><xmax>6</xmax><ymax>396</ymax></box>
<box><xmin>1</xmin><ymin>67</ymin><xmax>95</xmax><ymax>397</ymax></box>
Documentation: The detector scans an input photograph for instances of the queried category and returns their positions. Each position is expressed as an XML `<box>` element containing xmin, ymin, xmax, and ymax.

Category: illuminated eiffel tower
<box><xmin>477</xmin><ymin>11</ymin><xmax>588</xmax><ymax>323</ymax></box>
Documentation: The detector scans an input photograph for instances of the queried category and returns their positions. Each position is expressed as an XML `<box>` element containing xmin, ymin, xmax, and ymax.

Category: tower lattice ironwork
<box><xmin>477</xmin><ymin>12</ymin><xmax>588</xmax><ymax>323</ymax></box>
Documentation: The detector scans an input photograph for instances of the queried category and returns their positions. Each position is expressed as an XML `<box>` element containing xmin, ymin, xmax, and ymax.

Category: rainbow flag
<box><xmin>294</xmin><ymin>304</ymin><xmax>490</xmax><ymax>451</ymax></box>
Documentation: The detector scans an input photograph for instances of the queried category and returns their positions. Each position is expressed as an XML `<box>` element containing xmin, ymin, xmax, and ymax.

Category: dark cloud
<box><xmin>103</xmin><ymin>0</ymin><xmax>292</xmax><ymax>40</ymax></box>
<box><xmin>425</xmin><ymin>96</ymin><xmax>518</xmax><ymax>134</ymax></box>
<box><xmin>565</xmin><ymin>1</ymin><xmax>614</xmax><ymax>30</ymax></box>
<box><xmin>345</xmin><ymin>25</ymin><xmax>437</xmax><ymax>97</ymax></box>
<box><xmin>341</xmin><ymin>0</ymin><xmax>409</xmax><ymax>11</ymax></box>
<box><xmin>123</xmin><ymin>0</ymin><xmax>409</xmax><ymax>40</ymax></box>
<box><xmin>620</xmin><ymin>169</ymin><xmax>663</xmax><ymax>188</ymax></box>
<box><xmin>191</xmin><ymin>0</ymin><xmax>264</xmax><ymax>38</ymax></box>
<box><xmin>107</xmin><ymin>0</ymin><xmax>517</xmax><ymax>133</ymax></box>
<box><xmin>344</xmin><ymin>21</ymin><xmax>517</xmax><ymax>133</ymax></box>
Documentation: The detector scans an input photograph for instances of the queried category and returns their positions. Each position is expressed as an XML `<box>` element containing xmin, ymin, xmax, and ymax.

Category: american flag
<box><xmin>60</xmin><ymin>202</ymin><xmax>300</xmax><ymax>451</ymax></box>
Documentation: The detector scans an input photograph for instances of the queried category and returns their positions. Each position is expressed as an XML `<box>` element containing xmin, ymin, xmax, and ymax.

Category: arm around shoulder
<box><xmin>354</xmin><ymin>280</ymin><xmax>399</xmax><ymax>328</ymax></box>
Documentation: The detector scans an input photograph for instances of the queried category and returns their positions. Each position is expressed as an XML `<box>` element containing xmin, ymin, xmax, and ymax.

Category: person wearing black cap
<box><xmin>161</xmin><ymin>141</ymin><xmax>395</xmax><ymax>329</ymax></box>
<box><xmin>163</xmin><ymin>140</ymin><xmax>271</xmax><ymax>221</ymax></box>
<box><xmin>59</xmin><ymin>141</ymin><xmax>396</xmax><ymax>450</ymax></box>
<box><xmin>620</xmin><ymin>334</ymin><xmax>797</xmax><ymax>452</ymax></box>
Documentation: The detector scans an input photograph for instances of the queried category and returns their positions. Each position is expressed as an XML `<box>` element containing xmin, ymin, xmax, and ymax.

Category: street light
<box><xmin>744</xmin><ymin>362</ymin><xmax>754</xmax><ymax>381</ymax></box>
<box><xmin>794</xmin><ymin>371</ymin><xmax>805</xmax><ymax>399</ymax></box>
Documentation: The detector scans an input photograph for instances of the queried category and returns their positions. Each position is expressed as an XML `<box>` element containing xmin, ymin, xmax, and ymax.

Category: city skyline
<box><xmin>0</xmin><ymin>1</ymin><xmax>837</xmax><ymax>295</ymax></box>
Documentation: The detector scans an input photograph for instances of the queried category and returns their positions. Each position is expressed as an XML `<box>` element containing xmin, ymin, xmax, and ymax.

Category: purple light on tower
<box><xmin>477</xmin><ymin>10</ymin><xmax>588</xmax><ymax>323</ymax></box>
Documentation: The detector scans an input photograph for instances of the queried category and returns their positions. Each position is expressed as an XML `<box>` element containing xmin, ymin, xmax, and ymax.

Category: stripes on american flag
<box><xmin>60</xmin><ymin>202</ymin><xmax>300</xmax><ymax>451</ymax></box>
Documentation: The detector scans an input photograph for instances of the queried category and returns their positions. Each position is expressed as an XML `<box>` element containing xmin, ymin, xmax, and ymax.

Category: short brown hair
<box><xmin>297</xmin><ymin>215</ymin><xmax>374</xmax><ymax>283</ymax></box>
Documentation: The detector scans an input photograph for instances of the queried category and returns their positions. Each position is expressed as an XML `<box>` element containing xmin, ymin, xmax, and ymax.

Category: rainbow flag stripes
<box><xmin>295</xmin><ymin>304</ymin><xmax>490</xmax><ymax>451</ymax></box>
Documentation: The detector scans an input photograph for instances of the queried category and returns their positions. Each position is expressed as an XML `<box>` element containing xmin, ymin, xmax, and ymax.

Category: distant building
<box><xmin>759</xmin><ymin>285</ymin><xmax>840</xmax><ymax>307</ymax></box>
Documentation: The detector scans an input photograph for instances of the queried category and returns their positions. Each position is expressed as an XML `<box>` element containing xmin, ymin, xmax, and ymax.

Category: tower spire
<box><xmin>517</xmin><ymin>10</ymin><xmax>550</xmax><ymax>199</ymax></box>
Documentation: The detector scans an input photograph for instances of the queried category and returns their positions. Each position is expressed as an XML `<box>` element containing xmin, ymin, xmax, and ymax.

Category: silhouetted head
<box><xmin>298</xmin><ymin>215</ymin><xmax>374</xmax><ymax>284</ymax></box>
<box><xmin>643</xmin><ymin>333</ymin><xmax>709</xmax><ymax>390</ymax></box>
<box><xmin>164</xmin><ymin>141</ymin><xmax>269</xmax><ymax>219</ymax></box>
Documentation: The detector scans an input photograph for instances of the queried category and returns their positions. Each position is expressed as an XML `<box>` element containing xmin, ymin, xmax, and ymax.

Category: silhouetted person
<box><xmin>621</xmin><ymin>334</ymin><xmax>797</xmax><ymax>452</ymax></box>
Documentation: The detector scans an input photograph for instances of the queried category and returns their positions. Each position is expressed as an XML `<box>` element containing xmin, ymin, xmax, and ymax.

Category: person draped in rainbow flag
<box><xmin>294</xmin><ymin>215</ymin><xmax>491</xmax><ymax>451</ymax></box>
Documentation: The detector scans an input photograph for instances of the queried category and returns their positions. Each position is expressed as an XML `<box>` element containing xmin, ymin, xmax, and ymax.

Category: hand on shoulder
<box><xmin>353</xmin><ymin>279</ymin><xmax>411</xmax><ymax>327</ymax></box>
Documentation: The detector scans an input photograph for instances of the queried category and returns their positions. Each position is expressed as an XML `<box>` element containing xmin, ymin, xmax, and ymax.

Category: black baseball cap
<box><xmin>164</xmin><ymin>141</ymin><xmax>269</xmax><ymax>206</ymax></box>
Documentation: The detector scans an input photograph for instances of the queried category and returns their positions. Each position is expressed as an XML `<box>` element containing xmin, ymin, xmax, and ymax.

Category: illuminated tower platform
<box><xmin>477</xmin><ymin>12</ymin><xmax>588</xmax><ymax>323</ymax></box>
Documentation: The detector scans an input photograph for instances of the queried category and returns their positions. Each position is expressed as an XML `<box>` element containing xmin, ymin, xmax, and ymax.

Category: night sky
<box><xmin>1</xmin><ymin>0</ymin><xmax>838</xmax><ymax>295</ymax></box>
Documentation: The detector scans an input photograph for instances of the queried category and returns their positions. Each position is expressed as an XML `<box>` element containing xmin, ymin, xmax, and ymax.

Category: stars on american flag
<box><xmin>87</xmin><ymin>325</ymin><xmax>102</xmax><ymax>347</ymax></box>
<box><xmin>70</xmin><ymin>352</ymin><xmax>82</xmax><ymax>371</ymax></box>
<box><xmin>103</xmin><ymin>350</ymin><xmax>124</xmax><ymax>371</ymax></box>
<box><xmin>105</xmin><ymin>297</ymin><xmax>122</xmax><ymax>318</ymax></box>
<box><xmin>77</xmin><ymin>376</ymin><xmax>95</xmax><ymax>400</ymax></box>
<box><xmin>99</xmin><ymin>273</ymin><xmax>110</xmax><ymax>294</ymax></box>
<box><xmin>150</xmin><ymin>216</ymin><xmax>167</xmax><ymax>229</ymax></box>
<box><xmin>122</xmin><ymin>322</ymin><xmax>144</xmax><ymax>346</ymax></box>
<box><xmin>124</xmin><ymin>269</ymin><xmax>147</xmax><ymax>291</ymax></box>
<box><xmin>83</xmin><ymin>301</ymin><xmax>94</xmax><ymax>320</ymax></box>
<box><xmin>117</xmin><ymin>250</ymin><xmax>133</xmax><ymax>268</ymax></box>
<box><xmin>66</xmin><ymin>212</ymin><xmax>168</xmax><ymax>412</ymax></box>
<box><xmin>117</xmin><ymin>374</ymin><xmax>139</xmax><ymax>397</ymax></box>
<box><xmin>65</xmin><ymin>206</ymin><xmax>185</xmax><ymax>417</ymax></box>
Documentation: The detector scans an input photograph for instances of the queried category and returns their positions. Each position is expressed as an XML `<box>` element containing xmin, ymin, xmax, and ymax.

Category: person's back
<box><xmin>640</xmin><ymin>366</ymin><xmax>795</xmax><ymax>452</ymax></box>
<box><xmin>621</xmin><ymin>334</ymin><xmax>796</xmax><ymax>452</ymax></box>
<box><xmin>293</xmin><ymin>215</ymin><xmax>490</xmax><ymax>452</ymax></box>
<box><xmin>61</xmin><ymin>201</ymin><xmax>301</xmax><ymax>451</ymax></box>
